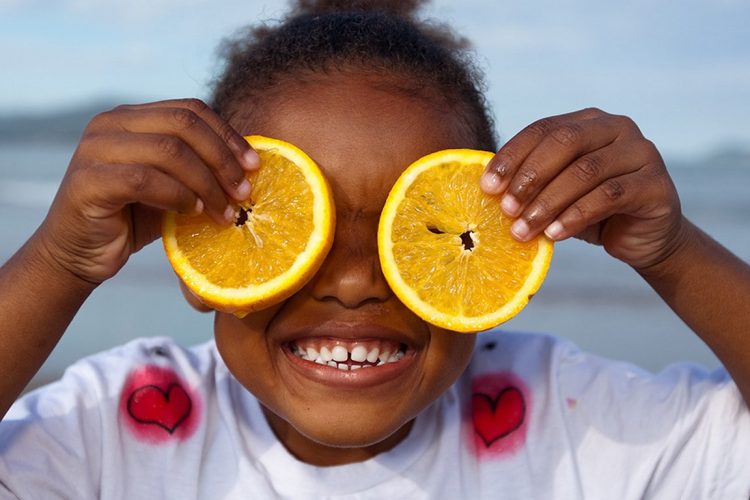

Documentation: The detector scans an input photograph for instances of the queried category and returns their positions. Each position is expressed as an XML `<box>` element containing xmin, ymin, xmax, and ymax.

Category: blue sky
<box><xmin>1</xmin><ymin>0</ymin><xmax>748</xmax><ymax>158</ymax></box>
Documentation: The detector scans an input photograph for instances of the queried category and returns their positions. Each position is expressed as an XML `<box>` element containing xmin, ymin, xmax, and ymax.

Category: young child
<box><xmin>1</xmin><ymin>1</ymin><xmax>749</xmax><ymax>498</ymax></box>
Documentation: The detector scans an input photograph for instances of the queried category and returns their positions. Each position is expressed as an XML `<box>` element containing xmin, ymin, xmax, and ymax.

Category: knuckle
<box><xmin>85</xmin><ymin>110</ymin><xmax>116</xmax><ymax>134</ymax></box>
<box><xmin>526</xmin><ymin>197</ymin><xmax>552</xmax><ymax>226</ymax></box>
<box><xmin>581</xmin><ymin>106</ymin><xmax>605</xmax><ymax>118</ymax></box>
<box><xmin>526</xmin><ymin>117</ymin><xmax>555</xmax><ymax>138</ymax></box>
<box><xmin>513</xmin><ymin>165</ymin><xmax>541</xmax><ymax>196</ymax></box>
<box><xmin>572</xmin><ymin>155</ymin><xmax>603</xmax><ymax>183</ymax></box>
<box><xmin>568</xmin><ymin>201</ymin><xmax>590</xmax><ymax>222</ymax></box>
<box><xmin>642</xmin><ymin>138</ymin><xmax>662</xmax><ymax>160</ymax></box>
<box><xmin>489</xmin><ymin>148</ymin><xmax>517</xmax><ymax>176</ymax></box>
<box><xmin>601</xmin><ymin>179</ymin><xmax>625</xmax><ymax>201</ymax></box>
<box><xmin>217</xmin><ymin>150</ymin><xmax>240</xmax><ymax>178</ymax></box>
<box><xmin>615</xmin><ymin>114</ymin><xmax>640</xmax><ymax>134</ymax></box>
<box><xmin>173</xmin><ymin>185</ymin><xmax>195</xmax><ymax>212</ymax></box>
<box><xmin>217</xmin><ymin>122</ymin><xmax>239</xmax><ymax>145</ymax></box>
<box><xmin>111</xmin><ymin>103</ymin><xmax>134</xmax><ymax>113</ymax></box>
<box><xmin>123</xmin><ymin>165</ymin><xmax>150</xmax><ymax>192</ymax></box>
<box><xmin>66</xmin><ymin>165</ymin><xmax>90</xmax><ymax>190</ymax></box>
<box><xmin>179</xmin><ymin>98</ymin><xmax>209</xmax><ymax>114</ymax></box>
<box><xmin>171</xmin><ymin>108</ymin><xmax>199</xmax><ymax>130</ymax></box>
<box><xmin>156</xmin><ymin>135</ymin><xmax>185</xmax><ymax>161</ymax></box>
<box><xmin>550</xmin><ymin>123</ymin><xmax>583</xmax><ymax>147</ymax></box>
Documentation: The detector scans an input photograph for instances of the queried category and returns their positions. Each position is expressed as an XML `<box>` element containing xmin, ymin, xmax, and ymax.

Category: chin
<box><xmin>262</xmin><ymin>397</ymin><xmax>417</xmax><ymax>460</ymax></box>
<box><xmin>295</xmin><ymin>413</ymin><xmax>409</xmax><ymax>449</ymax></box>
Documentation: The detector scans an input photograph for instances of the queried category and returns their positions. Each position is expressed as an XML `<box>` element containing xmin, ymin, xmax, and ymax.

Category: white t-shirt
<box><xmin>1</xmin><ymin>331</ymin><xmax>748</xmax><ymax>499</ymax></box>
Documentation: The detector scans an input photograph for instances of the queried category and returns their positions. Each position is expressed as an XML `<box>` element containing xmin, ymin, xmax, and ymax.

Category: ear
<box><xmin>178</xmin><ymin>279</ymin><xmax>213</xmax><ymax>313</ymax></box>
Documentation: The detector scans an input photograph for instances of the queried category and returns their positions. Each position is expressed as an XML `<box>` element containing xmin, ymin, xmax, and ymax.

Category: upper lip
<box><xmin>276</xmin><ymin>320</ymin><xmax>419</xmax><ymax>349</ymax></box>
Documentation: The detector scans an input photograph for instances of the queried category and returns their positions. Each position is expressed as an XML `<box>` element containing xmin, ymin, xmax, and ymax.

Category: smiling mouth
<box><xmin>287</xmin><ymin>339</ymin><xmax>408</xmax><ymax>371</ymax></box>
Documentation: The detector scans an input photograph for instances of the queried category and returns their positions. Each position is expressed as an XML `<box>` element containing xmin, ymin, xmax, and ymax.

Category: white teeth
<box><xmin>320</xmin><ymin>347</ymin><xmax>333</xmax><ymax>362</ymax></box>
<box><xmin>366</xmin><ymin>347</ymin><xmax>380</xmax><ymax>363</ymax></box>
<box><xmin>292</xmin><ymin>341</ymin><xmax>408</xmax><ymax>368</ymax></box>
<box><xmin>351</xmin><ymin>345</ymin><xmax>368</xmax><ymax>362</ymax></box>
<box><xmin>332</xmin><ymin>345</ymin><xmax>348</xmax><ymax>362</ymax></box>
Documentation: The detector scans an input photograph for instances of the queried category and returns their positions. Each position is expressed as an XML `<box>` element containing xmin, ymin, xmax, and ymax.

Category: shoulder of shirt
<box><xmin>24</xmin><ymin>337</ymin><xmax>224</xmax><ymax>407</ymax></box>
<box><xmin>466</xmin><ymin>329</ymin><xmax>574</xmax><ymax>372</ymax></box>
<box><xmin>71</xmin><ymin>336</ymin><xmax>219</xmax><ymax>373</ymax></box>
<box><xmin>464</xmin><ymin>329</ymin><xmax>736</xmax><ymax>405</ymax></box>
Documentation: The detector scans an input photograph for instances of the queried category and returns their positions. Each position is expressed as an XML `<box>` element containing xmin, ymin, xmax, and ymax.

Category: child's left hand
<box><xmin>480</xmin><ymin>107</ymin><xmax>686</xmax><ymax>271</ymax></box>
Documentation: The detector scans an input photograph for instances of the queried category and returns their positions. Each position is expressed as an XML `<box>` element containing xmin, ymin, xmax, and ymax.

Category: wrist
<box><xmin>24</xmin><ymin>228</ymin><xmax>100</xmax><ymax>298</ymax></box>
<box><xmin>634</xmin><ymin>216</ymin><xmax>697</xmax><ymax>282</ymax></box>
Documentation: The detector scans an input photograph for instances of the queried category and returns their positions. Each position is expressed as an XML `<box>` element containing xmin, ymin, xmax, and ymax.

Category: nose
<box><xmin>309</xmin><ymin>224</ymin><xmax>392</xmax><ymax>308</ymax></box>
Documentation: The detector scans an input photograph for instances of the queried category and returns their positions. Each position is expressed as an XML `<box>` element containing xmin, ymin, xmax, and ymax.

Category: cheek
<box><xmin>423</xmin><ymin>327</ymin><xmax>476</xmax><ymax>404</ymax></box>
<box><xmin>213</xmin><ymin>310</ymin><xmax>281</xmax><ymax>398</ymax></box>
<box><xmin>424</xmin><ymin>329</ymin><xmax>476</xmax><ymax>390</ymax></box>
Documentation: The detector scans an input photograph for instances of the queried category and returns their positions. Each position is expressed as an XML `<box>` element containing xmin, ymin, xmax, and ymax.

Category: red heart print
<box><xmin>471</xmin><ymin>387</ymin><xmax>525</xmax><ymax>447</ymax></box>
<box><xmin>127</xmin><ymin>383</ymin><xmax>192</xmax><ymax>434</ymax></box>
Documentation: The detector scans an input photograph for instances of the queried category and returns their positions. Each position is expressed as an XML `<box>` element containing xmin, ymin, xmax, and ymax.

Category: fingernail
<box><xmin>480</xmin><ymin>172</ymin><xmax>503</xmax><ymax>194</ymax></box>
<box><xmin>193</xmin><ymin>198</ymin><xmax>204</xmax><ymax>215</ymax></box>
<box><xmin>224</xmin><ymin>205</ymin><xmax>236</xmax><ymax>224</ymax></box>
<box><xmin>501</xmin><ymin>194</ymin><xmax>520</xmax><ymax>216</ymax></box>
<box><xmin>511</xmin><ymin>219</ymin><xmax>530</xmax><ymax>240</ymax></box>
<box><xmin>235</xmin><ymin>178</ymin><xmax>251</xmax><ymax>199</ymax></box>
<box><xmin>242</xmin><ymin>149</ymin><xmax>260</xmax><ymax>170</ymax></box>
<box><xmin>545</xmin><ymin>220</ymin><xmax>564</xmax><ymax>240</ymax></box>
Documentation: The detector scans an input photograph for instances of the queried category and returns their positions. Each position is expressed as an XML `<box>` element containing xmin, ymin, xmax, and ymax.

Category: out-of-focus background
<box><xmin>1</xmin><ymin>0</ymin><xmax>748</xmax><ymax>389</ymax></box>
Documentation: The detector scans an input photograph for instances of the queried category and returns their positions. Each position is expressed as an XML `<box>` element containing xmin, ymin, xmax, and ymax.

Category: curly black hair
<box><xmin>211</xmin><ymin>0</ymin><xmax>497</xmax><ymax>151</ymax></box>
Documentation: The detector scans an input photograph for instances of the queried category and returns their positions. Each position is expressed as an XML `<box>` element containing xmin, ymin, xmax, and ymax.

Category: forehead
<box><xmin>242</xmin><ymin>74</ymin><xmax>471</xmax><ymax>213</ymax></box>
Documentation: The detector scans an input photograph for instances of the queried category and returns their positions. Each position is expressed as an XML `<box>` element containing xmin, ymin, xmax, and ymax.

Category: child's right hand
<box><xmin>35</xmin><ymin>99</ymin><xmax>258</xmax><ymax>286</ymax></box>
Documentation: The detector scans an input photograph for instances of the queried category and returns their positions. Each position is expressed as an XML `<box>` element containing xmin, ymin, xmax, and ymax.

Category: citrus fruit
<box><xmin>162</xmin><ymin>135</ymin><xmax>335</xmax><ymax>315</ymax></box>
<box><xmin>378</xmin><ymin>149</ymin><xmax>553</xmax><ymax>333</ymax></box>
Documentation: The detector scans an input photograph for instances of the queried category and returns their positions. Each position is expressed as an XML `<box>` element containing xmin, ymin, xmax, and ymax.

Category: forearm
<box><xmin>638</xmin><ymin>217</ymin><xmax>750</xmax><ymax>405</ymax></box>
<box><xmin>0</xmin><ymin>230</ymin><xmax>95</xmax><ymax>417</ymax></box>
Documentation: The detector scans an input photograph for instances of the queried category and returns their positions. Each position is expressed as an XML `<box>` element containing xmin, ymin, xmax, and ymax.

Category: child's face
<box><xmin>213</xmin><ymin>73</ymin><xmax>477</xmax><ymax>465</ymax></box>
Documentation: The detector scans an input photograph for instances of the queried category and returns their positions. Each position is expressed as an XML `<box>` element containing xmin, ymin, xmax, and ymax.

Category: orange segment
<box><xmin>162</xmin><ymin>135</ymin><xmax>335</xmax><ymax>315</ymax></box>
<box><xmin>378</xmin><ymin>149</ymin><xmax>553</xmax><ymax>332</ymax></box>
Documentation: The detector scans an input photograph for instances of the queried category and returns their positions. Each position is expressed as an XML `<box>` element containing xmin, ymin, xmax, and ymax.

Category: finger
<box><xmin>82</xmin><ymin>133</ymin><xmax>236</xmax><ymax>224</ymax></box>
<box><xmin>76</xmin><ymin>163</ymin><xmax>203</xmax><ymax>216</ymax></box>
<box><xmin>95</xmin><ymin>105</ymin><xmax>254</xmax><ymax>204</ymax></box>
<box><xmin>112</xmin><ymin>99</ymin><xmax>259</xmax><ymax>170</ymax></box>
<box><xmin>509</xmin><ymin>140</ymin><xmax>651</xmax><ymax>241</ymax></box>
<box><xmin>109</xmin><ymin>106</ymin><xmax>253</xmax><ymax>201</ymax></box>
<box><xmin>541</xmin><ymin>171</ymin><xmax>646</xmax><ymax>242</ymax></box>
<box><xmin>499</xmin><ymin>115</ymin><xmax>629</xmax><ymax>218</ymax></box>
<box><xmin>480</xmin><ymin>107</ymin><xmax>605</xmax><ymax>194</ymax></box>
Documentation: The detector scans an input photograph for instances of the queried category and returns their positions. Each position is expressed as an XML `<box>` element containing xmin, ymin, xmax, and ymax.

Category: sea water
<box><xmin>1</xmin><ymin>142</ymin><xmax>748</xmax><ymax>388</ymax></box>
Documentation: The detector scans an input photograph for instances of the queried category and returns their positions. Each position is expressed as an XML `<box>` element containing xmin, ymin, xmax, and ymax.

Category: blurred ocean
<box><xmin>1</xmin><ymin>140</ymin><xmax>749</xmax><ymax>389</ymax></box>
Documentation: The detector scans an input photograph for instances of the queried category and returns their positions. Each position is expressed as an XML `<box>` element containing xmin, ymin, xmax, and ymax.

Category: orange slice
<box><xmin>378</xmin><ymin>149</ymin><xmax>553</xmax><ymax>333</ymax></box>
<box><xmin>162</xmin><ymin>135</ymin><xmax>335</xmax><ymax>315</ymax></box>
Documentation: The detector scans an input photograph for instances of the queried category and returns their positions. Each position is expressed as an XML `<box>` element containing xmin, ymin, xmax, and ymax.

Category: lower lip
<box><xmin>282</xmin><ymin>345</ymin><xmax>417</xmax><ymax>389</ymax></box>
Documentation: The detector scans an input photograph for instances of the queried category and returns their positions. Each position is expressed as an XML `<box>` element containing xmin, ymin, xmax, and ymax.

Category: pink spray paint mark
<box><xmin>119</xmin><ymin>365</ymin><xmax>200</xmax><ymax>443</ymax></box>
<box><xmin>466</xmin><ymin>371</ymin><xmax>529</xmax><ymax>459</ymax></box>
